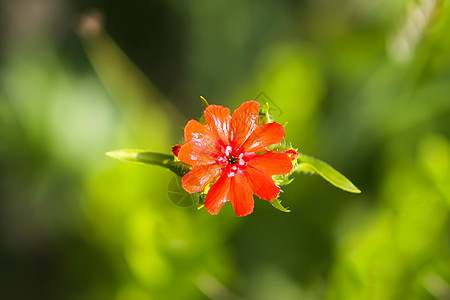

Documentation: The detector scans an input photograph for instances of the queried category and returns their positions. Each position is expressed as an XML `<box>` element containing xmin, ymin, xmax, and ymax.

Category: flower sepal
<box><xmin>270</xmin><ymin>197</ymin><xmax>291</xmax><ymax>213</ymax></box>
<box><xmin>258</xmin><ymin>101</ymin><xmax>272</xmax><ymax>125</ymax></box>
<box><xmin>198</xmin><ymin>96</ymin><xmax>209</xmax><ymax>125</ymax></box>
<box><xmin>273</xmin><ymin>174</ymin><xmax>295</xmax><ymax>187</ymax></box>
<box><xmin>196</xmin><ymin>193</ymin><xmax>206</xmax><ymax>210</ymax></box>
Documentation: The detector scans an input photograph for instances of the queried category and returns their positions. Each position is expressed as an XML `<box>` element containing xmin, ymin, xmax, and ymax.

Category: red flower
<box><xmin>174</xmin><ymin>101</ymin><xmax>294</xmax><ymax>216</ymax></box>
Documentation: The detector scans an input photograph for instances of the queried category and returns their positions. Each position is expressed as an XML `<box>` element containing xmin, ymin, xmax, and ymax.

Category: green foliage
<box><xmin>295</xmin><ymin>155</ymin><xmax>361</xmax><ymax>194</ymax></box>
<box><xmin>2</xmin><ymin>0</ymin><xmax>450</xmax><ymax>299</ymax></box>
<box><xmin>106</xmin><ymin>149</ymin><xmax>191</xmax><ymax>178</ymax></box>
<box><xmin>200</xmin><ymin>96</ymin><xmax>209</xmax><ymax>109</ymax></box>
<box><xmin>270</xmin><ymin>198</ymin><xmax>291</xmax><ymax>213</ymax></box>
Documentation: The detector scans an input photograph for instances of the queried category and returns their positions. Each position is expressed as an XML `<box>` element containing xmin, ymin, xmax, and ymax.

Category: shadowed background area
<box><xmin>1</xmin><ymin>0</ymin><xmax>450</xmax><ymax>299</ymax></box>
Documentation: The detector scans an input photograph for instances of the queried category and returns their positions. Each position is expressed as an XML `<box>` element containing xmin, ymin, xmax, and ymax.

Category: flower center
<box><xmin>217</xmin><ymin>146</ymin><xmax>248</xmax><ymax>177</ymax></box>
<box><xmin>228</xmin><ymin>155</ymin><xmax>238</xmax><ymax>165</ymax></box>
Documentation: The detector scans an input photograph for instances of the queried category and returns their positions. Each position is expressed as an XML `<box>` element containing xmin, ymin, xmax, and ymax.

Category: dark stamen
<box><xmin>228</xmin><ymin>155</ymin><xmax>237</xmax><ymax>164</ymax></box>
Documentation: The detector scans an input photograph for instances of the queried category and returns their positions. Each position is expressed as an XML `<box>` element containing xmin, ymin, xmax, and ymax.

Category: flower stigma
<box><xmin>228</xmin><ymin>155</ymin><xmax>238</xmax><ymax>165</ymax></box>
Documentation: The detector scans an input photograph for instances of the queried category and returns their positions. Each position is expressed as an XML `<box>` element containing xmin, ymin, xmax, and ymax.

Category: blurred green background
<box><xmin>1</xmin><ymin>0</ymin><xmax>450</xmax><ymax>299</ymax></box>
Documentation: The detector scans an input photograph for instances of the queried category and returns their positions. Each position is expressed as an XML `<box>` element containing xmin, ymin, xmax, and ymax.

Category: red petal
<box><xmin>230</xmin><ymin>101</ymin><xmax>259</xmax><ymax>147</ymax></box>
<box><xmin>243</xmin><ymin>166</ymin><xmax>281</xmax><ymax>201</ymax></box>
<box><xmin>178</xmin><ymin>140</ymin><xmax>218</xmax><ymax>166</ymax></box>
<box><xmin>179</xmin><ymin>119</ymin><xmax>221</xmax><ymax>166</ymax></box>
<box><xmin>247</xmin><ymin>152</ymin><xmax>293</xmax><ymax>176</ymax></box>
<box><xmin>205</xmin><ymin>174</ymin><xmax>231</xmax><ymax>215</ymax></box>
<box><xmin>184</xmin><ymin>119</ymin><xmax>217</xmax><ymax>145</ymax></box>
<box><xmin>242</xmin><ymin>122</ymin><xmax>286</xmax><ymax>153</ymax></box>
<box><xmin>229</xmin><ymin>173</ymin><xmax>255</xmax><ymax>217</ymax></box>
<box><xmin>204</xmin><ymin>105</ymin><xmax>231</xmax><ymax>144</ymax></box>
<box><xmin>181</xmin><ymin>164</ymin><xmax>222</xmax><ymax>193</ymax></box>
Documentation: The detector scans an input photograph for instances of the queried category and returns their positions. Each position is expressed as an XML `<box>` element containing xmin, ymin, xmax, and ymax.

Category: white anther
<box><xmin>225</xmin><ymin>146</ymin><xmax>232</xmax><ymax>156</ymax></box>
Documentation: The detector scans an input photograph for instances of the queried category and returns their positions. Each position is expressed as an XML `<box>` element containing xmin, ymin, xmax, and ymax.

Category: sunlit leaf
<box><xmin>295</xmin><ymin>154</ymin><xmax>361</xmax><ymax>193</ymax></box>
<box><xmin>106</xmin><ymin>149</ymin><xmax>191</xmax><ymax>177</ymax></box>
<box><xmin>270</xmin><ymin>198</ymin><xmax>291</xmax><ymax>213</ymax></box>
<box><xmin>200</xmin><ymin>96</ymin><xmax>209</xmax><ymax>109</ymax></box>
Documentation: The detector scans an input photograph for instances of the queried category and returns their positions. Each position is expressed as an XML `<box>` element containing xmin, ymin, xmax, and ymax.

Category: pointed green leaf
<box><xmin>295</xmin><ymin>155</ymin><xmax>361</xmax><ymax>193</ymax></box>
<box><xmin>295</xmin><ymin>163</ymin><xmax>316</xmax><ymax>174</ymax></box>
<box><xmin>270</xmin><ymin>198</ymin><xmax>291</xmax><ymax>213</ymax></box>
<box><xmin>106</xmin><ymin>149</ymin><xmax>172</xmax><ymax>165</ymax></box>
<box><xmin>200</xmin><ymin>96</ymin><xmax>209</xmax><ymax>109</ymax></box>
<box><xmin>199</xmin><ymin>96</ymin><xmax>209</xmax><ymax>124</ymax></box>
<box><xmin>106</xmin><ymin>149</ymin><xmax>191</xmax><ymax>177</ymax></box>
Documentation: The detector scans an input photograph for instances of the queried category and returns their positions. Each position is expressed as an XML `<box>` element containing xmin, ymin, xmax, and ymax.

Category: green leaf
<box><xmin>106</xmin><ymin>149</ymin><xmax>191</xmax><ymax>177</ymax></box>
<box><xmin>200</xmin><ymin>96</ymin><xmax>209</xmax><ymax>109</ymax></box>
<box><xmin>295</xmin><ymin>155</ymin><xmax>361</xmax><ymax>193</ymax></box>
<box><xmin>270</xmin><ymin>198</ymin><xmax>291</xmax><ymax>213</ymax></box>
